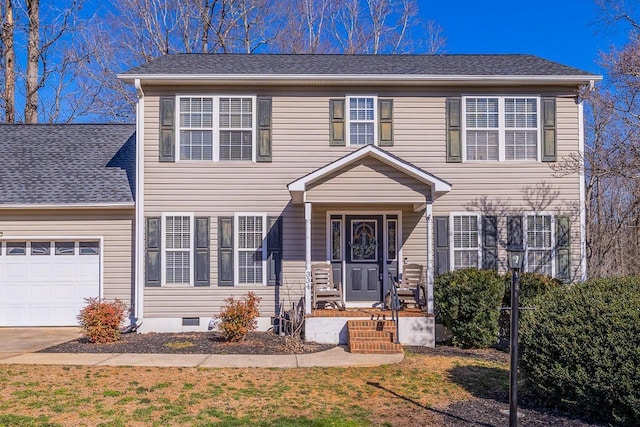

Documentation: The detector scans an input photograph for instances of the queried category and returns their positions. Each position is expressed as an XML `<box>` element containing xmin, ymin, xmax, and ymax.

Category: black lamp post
<box><xmin>506</xmin><ymin>246</ymin><xmax>525</xmax><ymax>427</ymax></box>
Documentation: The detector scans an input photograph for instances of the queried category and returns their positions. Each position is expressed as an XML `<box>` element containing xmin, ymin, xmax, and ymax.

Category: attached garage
<box><xmin>0</xmin><ymin>124</ymin><xmax>137</xmax><ymax>328</ymax></box>
<box><xmin>0</xmin><ymin>240</ymin><xmax>101</xmax><ymax>326</ymax></box>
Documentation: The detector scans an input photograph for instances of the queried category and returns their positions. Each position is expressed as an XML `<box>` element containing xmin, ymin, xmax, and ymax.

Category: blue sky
<box><xmin>425</xmin><ymin>0</ymin><xmax>628</xmax><ymax>74</ymax></box>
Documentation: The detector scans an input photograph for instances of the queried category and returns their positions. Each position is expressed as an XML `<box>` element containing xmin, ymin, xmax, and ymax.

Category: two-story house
<box><xmin>0</xmin><ymin>54</ymin><xmax>600</xmax><ymax>347</ymax></box>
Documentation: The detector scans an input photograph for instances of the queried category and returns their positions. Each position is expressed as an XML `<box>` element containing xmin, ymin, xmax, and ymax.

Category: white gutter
<box><xmin>118</xmin><ymin>73</ymin><xmax>602</xmax><ymax>85</ymax></box>
<box><xmin>0</xmin><ymin>203</ymin><xmax>134</xmax><ymax>210</ymax></box>
<box><xmin>134</xmin><ymin>78</ymin><xmax>145</xmax><ymax>329</ymax></box>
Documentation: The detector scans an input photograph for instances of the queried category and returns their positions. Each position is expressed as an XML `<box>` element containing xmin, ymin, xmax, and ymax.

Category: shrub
<box><xmin>498</xmin><ymin>272</ymin><xmax>561</xmax><ymax>347</ymax></box>
<box><xmin>519</xmin><ymin>276</ymin><xmax>640</xmax><ymax>424</ymax></box>
<box><xmin>77</xmin><ymin>298</ymin><xmax>127</xmax><ymax>343</ymax></box>
<box><xmin>434</xmin><ymin>268</ymin><xmax>504</xmax><ymax>348</ymax></box>
<box><xmin>216</xmin><ymin>292</ymin><xmax>262</xmax><ymax>342</ymax></box>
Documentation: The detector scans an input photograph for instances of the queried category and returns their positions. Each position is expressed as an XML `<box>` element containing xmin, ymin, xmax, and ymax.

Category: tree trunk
<box><xmin>25</xmin><ymin>0</ymin><xmax>39</xmax><ymax>123</ymax></box>
<box><xmin>2</xmin><ymin>0</ymin><xmax>15</xmax><ymax>123</ymax></box>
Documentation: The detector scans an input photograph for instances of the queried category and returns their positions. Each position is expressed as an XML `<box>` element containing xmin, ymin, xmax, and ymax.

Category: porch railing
<box><xmin>388</xmin><ymin>272</ymin><xmax>400</xmax><ymax>344</ymax></box>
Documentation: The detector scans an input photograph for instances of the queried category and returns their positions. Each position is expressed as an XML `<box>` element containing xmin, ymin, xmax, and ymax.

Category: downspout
<box><xmin>126</xmin><ymin>78</ymin><xmax>145</xmax><ymax>332</ymax></box>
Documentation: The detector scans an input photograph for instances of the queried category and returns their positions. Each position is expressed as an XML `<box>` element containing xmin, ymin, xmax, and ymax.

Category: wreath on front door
<box><xmin>352</xmin><ymin>222</ymin><xmax>377</xmax><ymax>259</ymax></box>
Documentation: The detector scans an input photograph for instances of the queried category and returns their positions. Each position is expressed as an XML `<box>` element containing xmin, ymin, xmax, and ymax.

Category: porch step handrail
<box><xmin>388</xmin><ymin>271</ymin><xmax>400</xmax><ymax>344</ymax></box>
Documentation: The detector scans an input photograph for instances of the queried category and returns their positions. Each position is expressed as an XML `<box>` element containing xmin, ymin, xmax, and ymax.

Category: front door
<box><xmin>345</xmin><ymin>215</ymin><xmax>383</xmax><ymax>302</ymax></box>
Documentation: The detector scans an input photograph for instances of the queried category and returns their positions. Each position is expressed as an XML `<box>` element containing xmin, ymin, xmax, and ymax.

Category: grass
<box><xmin>0</xmin><ymin>352</ymin><xmax>508</xmax><ymax>426</ymax></box>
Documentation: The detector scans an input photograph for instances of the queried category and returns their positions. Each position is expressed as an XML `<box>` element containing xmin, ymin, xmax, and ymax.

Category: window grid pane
<box><xmin>505</xmin><ymin>98</ymin><xmax>538</xmax><ymax>160</ymax></box>
<box><xmin>179</xmin><ymin>97</ymin><xmax>214</xmax><ymax>160</ymax></box>
<box><xmin>349</xmin><ymin>97</ymin><xmax>375</xmax><ymax>145</ymax></box>
<box><xmin>238</xmin><ymin>215</ymin><xmax>264</xmax><ymax>284</ymax></box>
<box><xmin>165</xmin><ymin>216</ymin><xmax>191</xmax><ymax>284</ymax></box>
<box><xmin>180</xmin><ymin>130</ymin><xmax>213</xmax><ymax>161</ymax></box>
<box><xmin>466</xmin><ymin>130</ymin><xmax>499</xmax><ymax>160</ymax></box>
<box><xmin>219</xmin><ymin>131</ymin><xmax>252</xmax><ymax>161</ymax></box>
<box><xmin>454</xmin><ymin>250</ymin><xmax>479</xmax><ymax>270</ymax></box>
<box><xmin>453</xmin><ymin>216</ymin><xmax>479</xmax><ymax>269</ymax></box>
<box><xmin>219</xmin><ymin>97</ymin><xmax>253</xmax><ymax>160</ymax></box>
<box><xmin>526</xmin><ymin>215</ymin><xmax>552</xmax><ymax>276</ymax></box>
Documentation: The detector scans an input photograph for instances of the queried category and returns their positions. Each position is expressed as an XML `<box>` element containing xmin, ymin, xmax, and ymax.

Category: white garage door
<box><xmin>0</xmin><ymin>240</ymin><xmax>100</xmax><ymax>326</ymax></box>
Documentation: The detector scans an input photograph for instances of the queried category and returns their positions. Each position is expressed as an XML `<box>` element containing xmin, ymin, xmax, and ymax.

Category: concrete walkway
<box><xmin>0</xmin><ymin>346</ymin><xmax>403</xmax><ymax>368</ymax></box>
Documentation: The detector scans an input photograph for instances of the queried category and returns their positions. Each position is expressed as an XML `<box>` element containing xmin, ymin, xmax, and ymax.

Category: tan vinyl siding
<box><xmin>142</xmin><ymin>88</ymin><xmax>584</xmax><ymax>316</ymax></box>
<box><xmin>306</xmin><ymin>158</ymin><xmax>431</xmax><ymax>203</ymax></box>
<box><xmin>0</xmin><ymin>209</ymin><xmax>134</xmax><ymax>304</ymax></box>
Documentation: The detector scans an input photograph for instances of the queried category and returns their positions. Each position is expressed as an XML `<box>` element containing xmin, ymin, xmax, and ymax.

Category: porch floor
<box><xmin>308</xmin><ymin>307</ymin><xmax>434</xmax><ymax>318</ymax></box>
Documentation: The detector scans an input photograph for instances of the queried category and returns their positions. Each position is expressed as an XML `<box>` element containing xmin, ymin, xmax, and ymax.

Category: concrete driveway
<box><xmin>0</xmin><ymin>327</ymin><xmax>82</xmax><ymax>356</ymax></box>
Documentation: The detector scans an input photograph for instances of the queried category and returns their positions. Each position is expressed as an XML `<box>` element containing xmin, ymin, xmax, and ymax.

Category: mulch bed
<box><xmin>39</xmin><ymin>331</ymin><xmax>335</xmax><ymax>355</ymax></box>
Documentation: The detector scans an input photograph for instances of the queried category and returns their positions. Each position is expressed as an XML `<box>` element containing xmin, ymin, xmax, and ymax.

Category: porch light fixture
<box><xmin>507</xmin><ymin>247</ymin><xmax>525</xmax><ymax>271</ymax></box>
<box><xmin>506</xmin><ymin>245</ymin><xmax>524</xmax><ymax>426</ymax></box>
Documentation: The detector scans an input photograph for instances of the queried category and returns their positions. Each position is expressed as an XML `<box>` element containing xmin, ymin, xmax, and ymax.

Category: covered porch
<box><xmin>287</xmin><ymin>145</ymin><xmax>451</xmax><ymax>347</ymax></box>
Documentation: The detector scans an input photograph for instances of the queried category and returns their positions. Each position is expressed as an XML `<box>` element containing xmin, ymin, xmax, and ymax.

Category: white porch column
<box><xmin>426</xmin><ymin>202</ymin><xmax>435</xmax><ymax>314</ymax></box>
<box><xmin>304</xmin><ymin>202</ymin><xmax>312</xmax><ymax>314</ymax></box>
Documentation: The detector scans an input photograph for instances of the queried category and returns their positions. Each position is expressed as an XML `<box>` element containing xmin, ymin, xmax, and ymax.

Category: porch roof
<box><xmin>287</xmin><ymin>145</ymin><xmax>451</xmax><ymax>204</ymax></box>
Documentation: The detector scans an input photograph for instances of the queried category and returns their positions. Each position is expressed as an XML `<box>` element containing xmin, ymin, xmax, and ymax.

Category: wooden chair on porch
<box><xmin>388</xmin><ymin>263</ymin><xmax>427</xmax><ymax>311</ymax></box>
<box><xmin>311</xmin><ymin>264</ymin><xmax>345</xmax><ymax>310</ymax></box>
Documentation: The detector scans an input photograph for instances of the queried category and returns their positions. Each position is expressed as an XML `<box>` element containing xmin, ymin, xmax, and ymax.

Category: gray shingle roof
<box><xmin>0</xmin><ymin>124</ymin><xmax>136</xmax><ymax>206</ymax></box>
<box><xmin>122</xmin><ymin>53</ymin><xmax>595</xmax><ymax>77</ymax></box>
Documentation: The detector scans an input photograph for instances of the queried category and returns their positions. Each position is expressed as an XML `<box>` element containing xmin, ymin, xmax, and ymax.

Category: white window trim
<box><xmin>161</xmin><ymin>212</ymin><xmax>195</xmax><ymax>287</ymax></box>
<box><xmin>461</xmin><ymin>95</ymin><xmax>541</xmax><ymax>162</ymax></box>
<box><xmin>523</xmin><ymin>213</ymin><xmax>556</xmax><ymax>277</ymax></box>
<box><xmin>449</xmin><ymin>213</ymin><xmax>481</xmax><ymax>270</ymax></box>
<box><xmin>345</xmin><ymin>95</ymin><xmax>378</xmax><ymax>147</ymax></box>
<box><xmin>175</xmin><ymin>94</ymin><xmax>257</xmax><ymax>163</ymax></box>
<box><xmin>233</xmin><ymin>213</ymin><xmax>267</xmax><ymax>286</ymax></box>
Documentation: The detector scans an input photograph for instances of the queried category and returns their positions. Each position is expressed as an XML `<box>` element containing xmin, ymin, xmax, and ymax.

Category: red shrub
<box><xmin>215</xmin><ymin>292</ymin><xmax>261</xmax><ymax>342</ymax></box>
<box><xmin>77</xmin><ymin>298</ymin><xmax>127</xmax><ymax>343</ymax></box>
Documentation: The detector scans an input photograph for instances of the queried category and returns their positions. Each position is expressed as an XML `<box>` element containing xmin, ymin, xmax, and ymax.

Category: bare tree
<box><xmin>25</xmin><ymin>0</ymin><xmax>38</xmax><ymax>123</ymax></box>
<box><xmin>1</xmin><ymin>0</ymin><xmax>15</xmax><ymax>122</ymax></box>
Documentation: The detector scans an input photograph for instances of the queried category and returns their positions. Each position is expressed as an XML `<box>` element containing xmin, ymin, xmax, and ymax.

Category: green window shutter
<box><xmin>446</xmin><ymin>97</ymin><xmax>462</xmax><ymax>163</ymax></box>
<box><xmin>145</xmin><ymin>217</ymin><xmax>161</xmax><ymax>287</ymax></box>
<box><xmin>507</xmin><ymin>216</ymin><xmax>524</xmax><ymax>248</ymax></box>
<box><xmin>434</xmin><ymin>216</ymin><xmax>449</xmax><ymax>276</ymax></box>
<box><xmin>542</xmin><ymin>97</ymin><xmax>557</xmax><ymax>162</ymax></box>
<box><xmin>159</xmin><ymin>97</ymin><xmax>176</xmax><ymax>162</ymax></box>
<box><xmin>267</xmin><ymin>216</ymin><xmax>283</xmax><ymax>286</ymax></box>
<box><xmin>482</xmin><ymin>216</ymin><xmax>498</xmax><ymax>270</ymax></box>
<box><xmin>218</xmin><ymin>217</ymin><xmax>234</xmax><ymax>286</ymax></box>
<box><xmin>556</xmin><ymin>216</ymin><xmax>571</xmax><ymax>282</ymax></box>
<box><xmin>194</xmin><ymin>217</ymin><xmax>210</xmax><ymax>287</ymax></box>
<box><xmin>378</xmin><ymin>99</ymin><xmax>394</xmax><ymax>147</ymax></box>
<box><xmin>329</xmin><ymin>98</ymin><xmax>346</xmax><ymax>146</ymax></box>
<box><xmin>256</xmin><ymin>96</ymin><xmax>272</xmax><ymax>162</ymax></box>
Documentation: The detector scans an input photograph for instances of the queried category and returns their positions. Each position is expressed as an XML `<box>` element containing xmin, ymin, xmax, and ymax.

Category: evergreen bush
<box><xmin>498</xmin><ymin>272</ymin><xmax>561</xmax><ymax>347</ymax></box>
<box><xmin>434</xmin><ymin>268</ymin><xmax>504</xmax><ymax>348</ymax></box>
<box><xmin>519</xmin><ymin>276</ymin><xmax>640</xmax><ymax>424</ymax></box>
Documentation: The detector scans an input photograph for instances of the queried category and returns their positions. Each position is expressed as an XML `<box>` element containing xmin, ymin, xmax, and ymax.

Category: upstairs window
<box><xmin>347</xmin><ymin>96</ymin><xmax>377</xmax><ymax>146</ymax></box>
<box><xmin>463</xmin><ymin>96</ymin><xmax>539</xmax><ymax>161</ymax></box>
<box><xmin>219</xmin><ymin>97</ymin><xmax>253</xmax><ymax>161</ymax></box>
<box><xmin>177</xmin><ymin>96</ymin><xmax>255</xmax><ymax>162</ymax></box>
